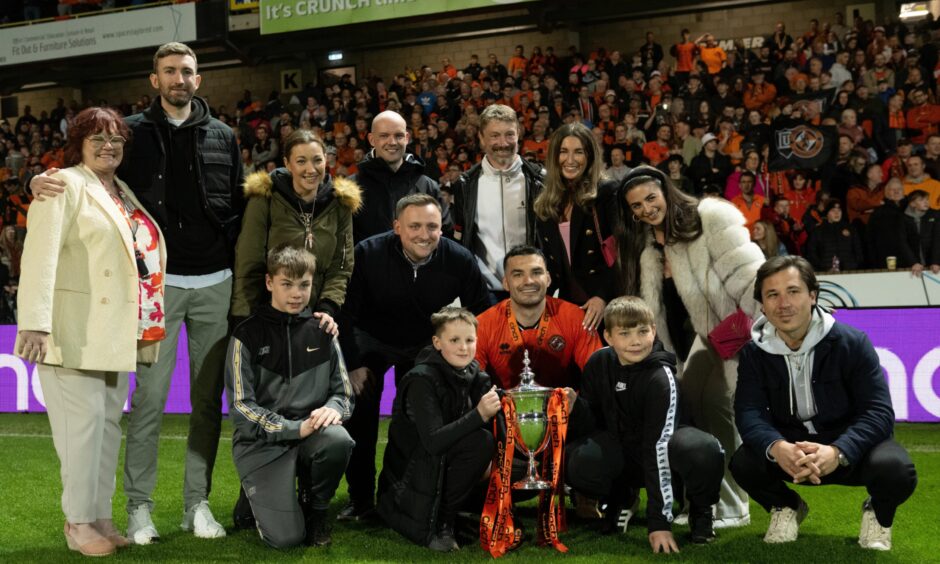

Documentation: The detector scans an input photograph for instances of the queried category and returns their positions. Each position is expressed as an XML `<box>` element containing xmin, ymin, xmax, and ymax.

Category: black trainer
<box><xmin>689</xmin><ymin>507</ymin><xmax>716</xmax><ymax>544</ymax></box>
<box><xmin>232</xmin><ymin>487</ymin><xmax>256</xmax><ymax>531</ymax></box>
<box><xmin>427</xmin><ymin>524</ymin><xmax>459</xmax><ymax>552</ymax></box>
<box><xmin>305</xmin><ymin>509</ymin><xmax>332</xmax><ymax>547</ymax></box>
<box><xmin>336</xmin><ymin>500</ymin><xmax>376</xmax><ymax>521</ymax></box>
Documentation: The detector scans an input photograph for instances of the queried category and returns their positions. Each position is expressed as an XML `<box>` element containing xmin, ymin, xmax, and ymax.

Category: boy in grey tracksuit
<box><xmin>225</xmin><ymin>245</ymin><xmax>354</xmax><ymax>548</ymax></box>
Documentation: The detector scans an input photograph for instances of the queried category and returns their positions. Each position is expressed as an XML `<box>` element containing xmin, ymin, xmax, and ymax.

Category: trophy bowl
<box><xmin>506</xmin><ymin>351</ymin><xmax>553</xmax><ymax>490</ymax></box>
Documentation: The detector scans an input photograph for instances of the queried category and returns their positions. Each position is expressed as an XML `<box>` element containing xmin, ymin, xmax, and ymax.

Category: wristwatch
<box><xmin>837</xmin><ymin>451</ymin><xmax>849</xmax><ymax>467</ymax></box>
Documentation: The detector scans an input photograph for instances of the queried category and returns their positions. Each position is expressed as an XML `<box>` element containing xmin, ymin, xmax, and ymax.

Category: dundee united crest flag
<box><xmin>769</xmin><ymin>122</ymin><xmax>837</xmax><ymax>171</ymax></box>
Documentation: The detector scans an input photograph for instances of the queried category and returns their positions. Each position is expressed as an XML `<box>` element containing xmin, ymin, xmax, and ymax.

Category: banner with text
<box><xmin>0</xmin><ymin>4</ymin><xmax>197</xmax><ymax>67</ymax></box>
<box><xmin>0</xmin><ymin>326</ymin><xmax>400</xmax><ymax>417</ymax></box>
<box><xmin>260</xmin><ymin>0</ymin><xmax>536</xmax><ymax>35</ymax></box>
<box><xmin>2</xmin><ymin>307</ymin><xmax>939</xmax><ymax>421</ymax></box>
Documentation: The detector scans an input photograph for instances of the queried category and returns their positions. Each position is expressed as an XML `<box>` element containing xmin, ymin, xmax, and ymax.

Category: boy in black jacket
<box><xmin>377</xmin><ymin>306</ymin><xmax>501</xmax><ymax>553</ymax></box>
<box><xmin>226</xmin><ymin>245</ymin><xmax>354</xmax><ymax>549</ymax></box>
<box><xmin>566</xmin><ymin>296</ymin><xmax>724</xmax><ymax>553</ymax></box>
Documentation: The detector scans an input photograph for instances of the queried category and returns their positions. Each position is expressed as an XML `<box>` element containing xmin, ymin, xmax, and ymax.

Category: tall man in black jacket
<box><xmin>338</xmin><ymin>193</ymin><xmax>489</xmax><ymax>520</ymax></box>
<box><xmin>451</xmin><ymin>104</ymin><xmax>544</xmax><ymax>303</ymax></box>
<box><xmin>31</xmin><ymin>42</ymin><xmax>244</xmax><ymax>544</ymax></box>
<box><xmin>350</xmin><ymin>110</ymin><xmax>453</xmax><ymax>243</ymax></box>
<box><xmin>732</xmin><ymin>256</ymin><xmax>916</xmax><ymax>551</ymax></box>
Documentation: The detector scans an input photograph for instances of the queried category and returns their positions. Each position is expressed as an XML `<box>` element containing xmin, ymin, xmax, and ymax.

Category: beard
<box><xmin>162</xmin><ymin>87</ymin><xmax>194</xmax><ymax>109</ymax></box>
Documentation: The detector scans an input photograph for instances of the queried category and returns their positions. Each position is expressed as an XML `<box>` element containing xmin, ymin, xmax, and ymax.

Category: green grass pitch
<box><xmin>1</xmin><ymin>414</ymin><xmax>938</xmax><ymax>562</ymax></box>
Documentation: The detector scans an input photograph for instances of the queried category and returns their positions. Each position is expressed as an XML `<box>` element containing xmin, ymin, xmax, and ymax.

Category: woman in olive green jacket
<box><xmin>232</xmin><ymin>129</ymin><xmax>362</xmax><ymax>322</ymax></box>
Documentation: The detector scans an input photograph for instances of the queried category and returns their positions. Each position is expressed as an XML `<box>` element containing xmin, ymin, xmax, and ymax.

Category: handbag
<box><xmin>707</xmin><ymin>308</ymin><xmax>753</xmax><ymax>360</ymax></box>
<box><xmin>591</xmin><ymin>208</ymin><xmax>618</xmax><ymax>268</ymax></box>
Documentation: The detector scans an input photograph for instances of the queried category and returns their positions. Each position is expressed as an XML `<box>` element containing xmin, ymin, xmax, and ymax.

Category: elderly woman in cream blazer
<box><xmin>16</xmin><ymin>107</ymin><xmax>166</xmax><ymax>557</ymax></box>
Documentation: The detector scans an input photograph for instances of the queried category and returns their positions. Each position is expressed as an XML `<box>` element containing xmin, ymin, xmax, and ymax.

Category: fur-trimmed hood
<box><xmin>243</xmin><ymin>168</ymin><xmax>362</xmax><ymax>213</ymax></box>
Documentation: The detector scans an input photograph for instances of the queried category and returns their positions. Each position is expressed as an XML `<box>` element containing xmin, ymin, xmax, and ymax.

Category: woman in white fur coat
<box><xmin>617</xmin><ymin>165</ymin><xmax>766</xmax><ymax>529</ymax></box>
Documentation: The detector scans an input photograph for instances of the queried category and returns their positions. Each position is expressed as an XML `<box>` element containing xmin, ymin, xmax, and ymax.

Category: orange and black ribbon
<box><xmin>480</xmin><ymin>390</ymin><xmax>570</xmax><ymax>557</ymax></box>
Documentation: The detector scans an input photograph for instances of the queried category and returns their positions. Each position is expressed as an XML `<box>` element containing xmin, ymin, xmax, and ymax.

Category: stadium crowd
<box><xmin>4</xmin><ymin>13</ymin><xmax>940</xmax><ymax>315</ymax></box>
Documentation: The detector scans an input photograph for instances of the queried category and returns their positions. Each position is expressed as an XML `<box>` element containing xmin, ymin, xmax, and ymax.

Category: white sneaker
<box><xmin>673</xmin><ymin>513</ymin><xmax>689</xmax><ymax>526</ymax></box>
<box><xmin>181</xmin><ymin>500</ymin><xmax>226</xmax><ymax>539</ymax></box>
<box><xmin>763</xmin><ymin>498</ymin><xmax>808</xmax><ymax>543</ymax></box>
<box><xmin>713</xmin><ymin>514</ymin><xmax>751</xmax><ymax>529</ymax></box>
<box><xmin>858</xmin><ymin>502</ymin><xmax>892</xmax><ymax>551</ymax></box>
<box><xmin>127</xmin><ymin>504</ymin><xmax>160</xmax><ymax>545</ymax></box>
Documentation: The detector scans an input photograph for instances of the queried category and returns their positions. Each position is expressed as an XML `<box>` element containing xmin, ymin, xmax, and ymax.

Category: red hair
<box><xmin>64</xmin><ymin>107</ymin><xmax>131</xmax><ymax>167</ymax></box>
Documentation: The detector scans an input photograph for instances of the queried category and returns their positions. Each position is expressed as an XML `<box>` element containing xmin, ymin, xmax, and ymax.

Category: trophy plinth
<box><xmin>505</xmin><ymin>350</ymin><xmax>553</xmax><ymax>490</ymax></box>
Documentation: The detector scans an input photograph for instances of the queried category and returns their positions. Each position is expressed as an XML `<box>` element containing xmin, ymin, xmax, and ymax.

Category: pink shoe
<box><xmin>64</xmin><ymin>522</ymin><xmax>116</xmax><ymax>557</ymax></box>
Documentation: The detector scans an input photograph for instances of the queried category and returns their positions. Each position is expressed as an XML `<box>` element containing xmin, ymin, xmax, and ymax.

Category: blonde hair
<box><xmin>753</xmin><ymin>220</ymin><xmax>782</xmax><ymax>258</ymax></box>
<box><xmin>604</xmin><ymin>296</ymin><xmax>655</xmax><ymax>330</ymax></box>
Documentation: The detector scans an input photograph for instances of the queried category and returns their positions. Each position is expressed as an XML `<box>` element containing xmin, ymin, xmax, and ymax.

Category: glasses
<box><xmin>87</xmin><ymin>135</ymin><xmax>126</xmax><ymax>147</ymax></box>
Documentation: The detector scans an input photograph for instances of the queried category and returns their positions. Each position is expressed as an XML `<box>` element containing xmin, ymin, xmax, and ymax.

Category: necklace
<box><xmin>296</xmin><ymin>198</ymin><xmax>315</xmax><ymax>250</ymax></box>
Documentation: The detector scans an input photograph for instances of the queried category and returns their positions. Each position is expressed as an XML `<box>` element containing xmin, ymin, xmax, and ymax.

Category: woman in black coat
<box><xmin>533</xmin><ymin>122</ymin><xmax>621</xmax><ymax>332</ymax></box>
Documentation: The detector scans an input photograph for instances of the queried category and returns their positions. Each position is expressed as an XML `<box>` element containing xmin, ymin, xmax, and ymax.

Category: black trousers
<box><xmin>729</xmin><ymin>439</ymin><xmax>917</xmax><ymax>527</ymax></box>
<box><xmin>344</xmin><ymin>330</ymin><xmax>422</xmax><ymax>506</ymax></box>
<box><xmin>566</xmin><ymin>427</ymin><xmax>724</xmax><ymax>515</ymax></box>
<box><xmin>441</xmin><ymin>429</ymin><xmax>496</xmax><ymax>526</ymax></box>
<box><xmin>242</xmin><ymin>426</ymin><xmax>354</xmax><ymax>549</ymax></box>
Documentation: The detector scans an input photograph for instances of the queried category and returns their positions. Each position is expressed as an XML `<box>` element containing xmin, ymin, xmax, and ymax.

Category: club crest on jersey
<box><xmin>548</xmin><ymin>335</ymin><xmax>566</xmax><ymax>351</ymax></box>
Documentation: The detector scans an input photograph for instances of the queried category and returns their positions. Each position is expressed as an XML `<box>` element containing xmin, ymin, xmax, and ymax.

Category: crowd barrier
<box><xmin>1</xmin><ymin>272</ymin><xmax>938</xmax><ymax>421</ymax></box>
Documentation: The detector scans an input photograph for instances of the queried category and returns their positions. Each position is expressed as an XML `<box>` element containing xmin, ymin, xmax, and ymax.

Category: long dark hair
<box><xmin>534</xmin><ymin>122</ymin><xmax>601</xmax><ymax>222</ymax></box>
<box><xmin>616</xmin><ymin>165</ymin><xmax>702</xmax><ymax>295</ymax></box>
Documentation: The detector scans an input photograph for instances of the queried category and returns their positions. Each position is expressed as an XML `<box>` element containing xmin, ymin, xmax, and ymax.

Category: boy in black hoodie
<box><xmin>566</xmin><ymin>296</ymin><xmax>724</xmax><ymax>553</ymax></box>
<box><xmin>226</xmin><ymin>245</ymin><xmax>354</xmax><ymax>549</ymax></box>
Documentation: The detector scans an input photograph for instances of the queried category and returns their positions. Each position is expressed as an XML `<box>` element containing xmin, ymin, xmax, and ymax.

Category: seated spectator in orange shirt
<box><xmin>881</xmin><ymin>138</ymin><xmax>912</xmax><ymax>181</ymax></box>
<box><xmin>903</xmin><ymin>154</ymin><xmax>940</xmax><ymax>210</ymax></box>
<box><xmin>440</xmin><ymin>56</ymin><xmax>458</xmax><ymax>79</ymax></box>
<box><xmin>906</xmin><ymin>88</ymin><xmax>940</xmax><ymax>145</ymax></box>
<box><xmin>522</xmin><ymin>120</ymin><xmax>549</xmax><ymax>163</ymax></box>
<box><xmin>780</xmin><ymin>170</ymin><xmax>819</xmax><ymax>225</ymax></box>
<box><xmin>40</xmin><ymin>140</ymin><xmax>65</xmax><ymax>170</ymax></box>
<box><xmin>334</xmin><ymin>132</ymin><xmax>356</xmax><ymax>167</ymax></box>
<box><xmin>730</xmin><ymin>172</ymin><xmax>766</xmax><ymax>230</ymax></box>
<box><xmin>846</xmin><ymin>164</ymin><xmax>885</xmax><ymax>225</ymax></box>
<box><xmin>475</xmin><ymin>246</ymin><xmax>602</xmax><ymax>390</ymax></box>
<box><xmin>716</xmin><ymin>118</ymin><xmax>744</xmax><ymax>166</ymax></box>
<box><xmin>508</xmin><ymin>45</ymin><xmax>528</xmax><ymax>76</ymax></box>
<box><xmin>643</xmin><ymin>124</ymin><xmax>674</xmax><ymax>166</ymax></box>
<box><xmin>743</xmin><ymin>71</ymin><xmax>777</xmax><ymax>114</ymax></box>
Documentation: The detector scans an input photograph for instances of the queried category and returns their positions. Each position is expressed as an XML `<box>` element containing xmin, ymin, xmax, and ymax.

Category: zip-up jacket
<box><xmin>574</xmin><ymin>343</ymin><xmax>684</xmax><ymax>533</ymax></box>
<box><xmin>451</xmin><ymin>157</ymin><xmax>545</xmax><ymax>252</ymax></box>
<box><xmin>350</xmin><ymin>151</ymin><xmax>453</xmax><ymax>243</ymax></box>
<box><xmin>339</xmin><ymin>231</ymin><xmax>489</xmax><ymax>370</ymax></box>
<box><xmin>226</xmin><ymin>303</ymin><xmax>354</xmax><ymax>478</ymax></box>
<box><xmin>735</xmin><ymin>320</ymin><xmax>894</xmax><ymax>466</ymax></box>
<box><xmin>376</xmin><ymin>347</ymin><xmax>492</xmax><ymax>544</ymax></box>
<box><xmin>120</xmin><ymin>96</ymin><xmax>244</xmax><ymax>274</ymax></box>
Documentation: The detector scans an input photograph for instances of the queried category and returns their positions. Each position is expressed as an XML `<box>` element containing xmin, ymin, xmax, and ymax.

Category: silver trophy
<box><xmin>506</xmin><ymin>350</ymin><xmax>553</xmax><ymax>490</ymax></box>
